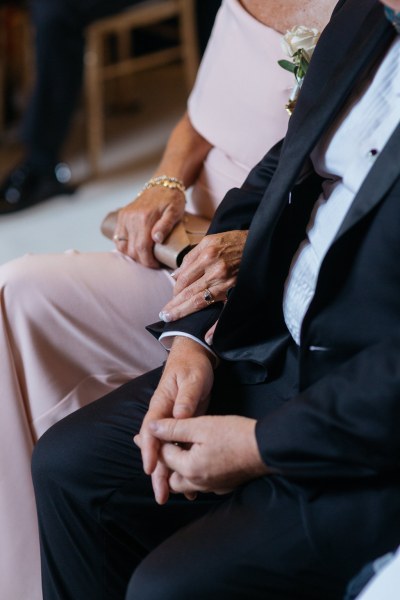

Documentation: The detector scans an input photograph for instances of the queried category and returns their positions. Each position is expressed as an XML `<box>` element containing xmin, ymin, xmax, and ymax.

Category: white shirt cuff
<box><xmin>159</xmin><ymin>331</ymin><xmax>219</xmax><ymax>366</ymax></box>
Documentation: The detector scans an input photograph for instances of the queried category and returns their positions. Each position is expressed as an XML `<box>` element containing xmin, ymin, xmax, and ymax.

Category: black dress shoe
<box><xmin>0</xmin><ymin>161</ymin><xmax>77</xmax><ymax>215</ymax></box>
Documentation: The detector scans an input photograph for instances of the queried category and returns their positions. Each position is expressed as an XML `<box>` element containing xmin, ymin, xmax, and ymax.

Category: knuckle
<box><xmin>181</xmin><ymin>253</ymin><xmax>192</xmax><ymax>268</ymax></box>
<box><xmin>181</xmin><ymin>286</ymin><xmax>196</xmax><ymax>302</ymax></box>
<box><xmin>177</xmin><ymin>273</ymin><xmax>189</xmax><ymax>288</ymax></box>
<box><xmin>194</xmin><ymin>294</ymin><xmax>204</xmax><ymax>309</ymax></box>
<box><xmin>126</xmin><ymin>214</ymin><xmax>138</xmax><ymax>228</ymax></box>
<box><xmin>166</xmin><ymin>420</ymin><xmax>178</xmax><ymax>439</ymax></box>
<box><xmin>215</xmin><ymin>261</ymin><xmax>229</xmax><ymax>279</ymax></box>
<box><xmin>200</xmin><ymin>250</ymin><xmax>212</xmax><ymax>264</ymax></box>
<box><xmin>135</xmin><ymin>240</ymin><xmax>149</xmax><ymax>254</ymax></box>
<box><xmin>137</xmin><ymin>213</ymin><xmax>148</xmax><ymax>227</ymax></box>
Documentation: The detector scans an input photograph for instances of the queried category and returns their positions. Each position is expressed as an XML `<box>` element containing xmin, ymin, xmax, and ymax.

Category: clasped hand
<box><xmin>134</xmin><ymin>338</ymin><xmax>267</xmax><ymax>504</ymax></box>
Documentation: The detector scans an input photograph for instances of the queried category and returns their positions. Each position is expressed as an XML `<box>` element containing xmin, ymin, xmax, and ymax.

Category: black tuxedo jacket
<box><xmin>156</xmin><ymin>0</ymin><xmax>400</xmax><ymax>561</ymax></box>
<box><xmin>161</xmin><ymin>0</ymin><xmax>400</xmax><ymax>477</ymax></box>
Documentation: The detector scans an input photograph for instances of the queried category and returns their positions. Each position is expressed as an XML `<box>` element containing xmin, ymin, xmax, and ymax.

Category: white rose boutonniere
<box><xmin>278</xmin><ymin>26</ymin><xmax>320</xmax><ymax>114</ymax></box>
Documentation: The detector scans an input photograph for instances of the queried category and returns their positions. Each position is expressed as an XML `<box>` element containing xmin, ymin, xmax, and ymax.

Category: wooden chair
<box><xmin>84</xmin><ymin>0</ymin><xmax>199</xmax><ymax>174</ymax></box>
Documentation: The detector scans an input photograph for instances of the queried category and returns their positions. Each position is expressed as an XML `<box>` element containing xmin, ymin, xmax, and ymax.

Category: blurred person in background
<box><xmin>0</xmin><ymin>0</ymin><xmax>221</xmax><ymax>214</ymax></box>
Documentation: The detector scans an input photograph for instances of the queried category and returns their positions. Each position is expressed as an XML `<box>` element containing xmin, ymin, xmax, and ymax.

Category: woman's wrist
<box><xmin>137</xmin><ymin>175</ymin><xmax>186</xmax><ymax>199</ymax></box>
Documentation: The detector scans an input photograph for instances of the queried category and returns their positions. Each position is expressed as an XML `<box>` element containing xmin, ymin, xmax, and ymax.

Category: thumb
<box><xmin>151</xmin><ymin>206</ymin><xmax>180</xmax><ymax>244</ymax></box>
<box><xmin>149</xmin><ymin>418</ymin><xmax>196</xmax><ymax>444</ymax></box>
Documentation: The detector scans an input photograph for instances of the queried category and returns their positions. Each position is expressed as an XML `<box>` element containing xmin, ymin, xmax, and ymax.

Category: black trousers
<box><xmin>31</xmin><ymin>346</ymin><xmax>362</xmax><ymax>600</ymax></box>
<box><xmin>22</xmin><ymin>0</ymin><xmax>221</xmax><ymax>168</ymax></box>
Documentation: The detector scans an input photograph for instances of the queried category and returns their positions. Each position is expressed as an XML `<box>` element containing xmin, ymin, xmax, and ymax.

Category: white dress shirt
<box><xmin>283</xmin><ymin>37</ymin><xmax>400</xmax><ymax>344</ymax></box>
<box><xmin>357</xmin><ymin>546</ymin><xmax>400</xmax><ymax>600</ymax></box>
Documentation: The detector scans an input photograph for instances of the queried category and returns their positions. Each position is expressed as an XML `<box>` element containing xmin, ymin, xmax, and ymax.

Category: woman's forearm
<box><xmin>153</xmin><ymin>111</ymin><xmax>213</xmax><ymax>188</ymax></box>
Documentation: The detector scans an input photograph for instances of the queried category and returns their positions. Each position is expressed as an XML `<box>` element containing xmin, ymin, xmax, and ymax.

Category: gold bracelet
<box><xmin>138</xmin><ymin>175</ymin><xmax>186</xmax><ymax>197</ymax></box>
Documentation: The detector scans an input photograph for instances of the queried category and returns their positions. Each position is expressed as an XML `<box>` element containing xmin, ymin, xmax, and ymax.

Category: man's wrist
<box><xmin>170</xmin><ymin>334</ymin><xmax>219</xmax><ymax>368</ymax></box>
<box><xmin>160</xmin><ymin>332</ymin><xmax>219</xmax><ymax>368</ymax></box>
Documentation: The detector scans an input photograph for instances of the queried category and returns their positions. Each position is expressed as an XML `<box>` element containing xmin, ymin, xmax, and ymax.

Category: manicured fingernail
<box><xmin>159</xmin><ymin>311</ymin><xmax>172</xmax><ymax>322</ymax></box>
<box><xmin>205</xmin><ymin>334</ymin><xmax>213</xmax><ymax>345</ymax></box>
<box><xmin>153</xmin><ymin>232</ymin><xmax>164</xmax><ymax>243</ymax></box>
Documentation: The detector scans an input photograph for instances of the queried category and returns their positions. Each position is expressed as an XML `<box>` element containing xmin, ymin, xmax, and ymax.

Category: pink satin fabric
<box><xmin>187</xmin><ymin>0</ymin><xmax>292</xmax><ymax>217</ymax></box>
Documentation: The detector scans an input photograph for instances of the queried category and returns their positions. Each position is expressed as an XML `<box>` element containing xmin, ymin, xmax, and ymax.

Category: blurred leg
<box><xmin>22</xmin><ymin>0</ymin><xmax>142</xmax><ymax>167</ymax></box>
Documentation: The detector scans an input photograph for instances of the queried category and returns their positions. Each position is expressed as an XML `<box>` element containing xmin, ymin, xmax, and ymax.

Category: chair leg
<box><xmin>178</xmin><ymin>0</ymin><xmax>199</xmax><ymax>91</ymax></box>
<box><xmin>85</xmin><ymin>30</ymin><xmax>104</xmax><ymax>175</ymax></box>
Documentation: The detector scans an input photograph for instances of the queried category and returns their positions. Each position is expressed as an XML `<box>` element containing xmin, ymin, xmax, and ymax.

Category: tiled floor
<box><xmin>0</xmin><ymin>63</ymin><xmax>188</xmax><ymax>264</ymax></box>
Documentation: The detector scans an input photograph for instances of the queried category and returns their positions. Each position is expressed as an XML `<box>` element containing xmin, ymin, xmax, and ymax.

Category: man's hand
<box><xmin>159</xmin><ymin>230</ymin><xmax>248</xmax><ymax>322</ymax></box>
<box><xmin>150</xmin><ymin>415</ymin><xmax>269</xmax><ymax>496</ymax></box>
<box><xmin>134</xmin><ymin>337</ymin><xmax>215</xmax><ymax>504</ymax></box>
<box><xmin>113</xmin><ymin>187</ymin><xmax>186</xmax><ymax>268</ymax></box>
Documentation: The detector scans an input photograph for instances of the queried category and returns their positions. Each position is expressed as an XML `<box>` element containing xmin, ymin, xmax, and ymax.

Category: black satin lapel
<box><xmin>335</xmin><ymin>123</ymin><xmax>400</xmax><ymax>241</ymax></box>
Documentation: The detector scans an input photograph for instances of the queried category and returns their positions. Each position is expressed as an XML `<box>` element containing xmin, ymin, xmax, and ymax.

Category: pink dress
<box><xmin>0</xmin><ymin>1</ymin><xmax>292</xmax><ymax>597</ymax></box>
<box><xmin>187</xmin><ymin>0</ymin><xmax>292</xmax><ymax>217</ymax></box>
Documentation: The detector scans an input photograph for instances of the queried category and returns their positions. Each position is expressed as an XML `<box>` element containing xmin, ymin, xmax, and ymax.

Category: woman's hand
<box><xmin>111</xmin><ymin>111</ymin><xmax>213</xmax><ymax>268</ymax></box>
<box><xmin>113</xmin><ymin>187</ymin><xmax>186</xmax><ymax>268</ymax></box>
<box><xmin>159</xmin><ymin>230</ymin><xmax>248</xmax><ymax>322</ymax></box>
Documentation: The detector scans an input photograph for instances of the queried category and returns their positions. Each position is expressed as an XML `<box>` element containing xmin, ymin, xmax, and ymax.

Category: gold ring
<box><xmin>203</xmin><ymin>288</ymin><xmax>215</xmax><ymax>305</ymax></box>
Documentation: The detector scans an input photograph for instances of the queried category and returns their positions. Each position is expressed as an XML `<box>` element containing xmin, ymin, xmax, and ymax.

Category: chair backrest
<box><xmin>84</xmin><ymin>0</ymin><xmax>199</xmax><ymax>174</ymax></box>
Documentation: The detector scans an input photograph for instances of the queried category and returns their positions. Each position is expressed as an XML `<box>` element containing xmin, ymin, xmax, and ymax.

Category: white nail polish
<box><xmin>159</xmin><ymin>311</ymin><xmax>172</xmax><ymax>322</ymax></box>
<box><xmin>153</xmin><ymin>232</ymin><xmax>164</xmax><ymax>243</ymax></box>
